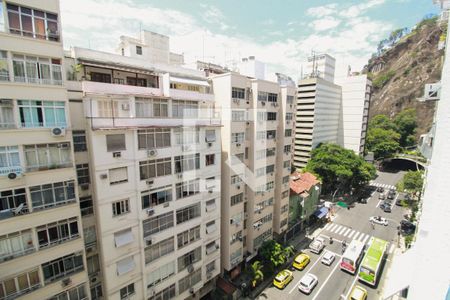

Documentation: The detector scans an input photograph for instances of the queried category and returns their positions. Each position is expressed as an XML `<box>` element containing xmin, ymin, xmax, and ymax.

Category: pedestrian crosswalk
<box><xmin>370</xmin><ymin>181</ymin><xmax>396</xmax><ymax>191</ymax></box>
<box><xmin>323</xmin><ymin>223</ymin><xmax>372</xmax><ymax>244</ymax></box>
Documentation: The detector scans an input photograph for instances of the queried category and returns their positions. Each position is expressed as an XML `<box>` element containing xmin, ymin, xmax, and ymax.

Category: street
<box><xmin>258</xmin><ymin>171</ymin><xmax>407</xmax><ymax>300</ymax></box>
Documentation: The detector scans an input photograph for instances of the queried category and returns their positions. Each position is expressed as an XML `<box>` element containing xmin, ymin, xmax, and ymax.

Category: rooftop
<box><xmin>290</xmin><ymin>172</ymin><xmax>320</xmax><ymax>195</ymax></box>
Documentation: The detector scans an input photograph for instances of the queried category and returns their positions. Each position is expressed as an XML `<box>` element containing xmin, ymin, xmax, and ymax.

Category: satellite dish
<box><xmin>8</xmin><ymin>173</ymin><xmax>17</xmax><ymax>180</ymax></box>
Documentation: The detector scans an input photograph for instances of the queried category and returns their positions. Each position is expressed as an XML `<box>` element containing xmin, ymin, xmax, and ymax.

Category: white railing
<box><xmin>82</xmin><ymin>81</ymin><xmax>162</xmax><ymax>96</ymax></box>
<box><xmin>14</xmin><ymin>76</ymin><xmax>62</xmax><ymax>86</ymax></box>
<box><xmin>170</xmin><ymin>89</ymin><xmax>214</xmax><ymax>102</ymax></box>
<box><xmin>0</xmin><ymin>166</ymin><xmax>22</xmax><ymax>176</ymax></box>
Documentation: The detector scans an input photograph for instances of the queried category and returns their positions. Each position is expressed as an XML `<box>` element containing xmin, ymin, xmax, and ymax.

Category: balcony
<box><xmin>26</xmin><ymin>162</ymin><xmax>72</xmax><ymax>173</ymax></box>
<box><xmin>82</xmin><ymin>80</ymin><xmax>162</xmax><ymax>97</ymax></box>
<box><xmin>169</xmin><ymin>89</ymin><xmax>214</xmax><ymax>102</ymax></box>
<box><xmin>14</xmin><ymin>76</ymin><xmax>62</xmax><ymax>86</ymax></box>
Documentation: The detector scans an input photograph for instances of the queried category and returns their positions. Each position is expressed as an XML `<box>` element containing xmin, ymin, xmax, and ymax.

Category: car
<box><xmin>358</xmin><ymin>198</ymin><xmax>368</xmax><ymax>204</ymax></box>
<box><xmin>377</xmin><ymin>187</ymin><xmax>384</xmax><ymax>193</ymax></box>
<box><xmin>370</xmin><ymin>216</ymin><xmax>388</xmax><ymax>226</ymax></box>
<box><xmin>379</xmin><ymin>203</ymin><xmax>386</xmax><ymax>210</ymax></box>
<box><xmin>293</xmin><ymin>253</ymin><xmax>310</xmax><ymax>270</ymax></box>
<box><xmin>383</xmin><ymin>205</ymin><xmax>392</xmax><ymax>213</ymax></box>
<box><xmin>321</xmin><ymin>251</ymin><xmax>335</xmax><ymax>266</ymax></box>
<box><xmin>298</xmin><ymin>273</ymin><xmax>318</xmax><ymax>294</ymax></box>
<box><xmin>387</xmin><ymin>193</ymin><xmax>395</xmax><ymax>200</ymax></box>
<box><xmin>400</xmin><ymin>220</ymin><xmax>416</xmax><ymax>234</ymax></box>
<box><xmin>309</xmin><ymin>237</ymin><xmax>326</xmax><ymax>254</ymax></box>
<box><xmin>379</xmin><ymin>193</ymin><xmax>386</xmax><ymax>200</ymax></box>
<box><xmin>273</xmin><ymin>269</ymin><xmax>293</xmax><ymax>289</ymax></box>
<box><xmin>348</xmin><ymin>285</ymin><xmax>368</xmax><ymax>300</ymax></box>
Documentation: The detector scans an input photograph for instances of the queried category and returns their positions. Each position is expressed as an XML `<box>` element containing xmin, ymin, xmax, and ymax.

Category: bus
<box><xmin>358</xmin><ymin>237</ymin><xmax>388</xmax><ymax>286</ymax></box>
<box><xmin>340</xmin><ymin>240</ymin><xmax>365</xmax><ymax>274</ymax></box>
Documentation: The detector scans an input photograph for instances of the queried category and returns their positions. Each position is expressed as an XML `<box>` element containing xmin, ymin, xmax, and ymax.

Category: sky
<box><xmin>59</xmin><ymin>0</ymin><xmax>439</xmax><ymax>80</ymax></box>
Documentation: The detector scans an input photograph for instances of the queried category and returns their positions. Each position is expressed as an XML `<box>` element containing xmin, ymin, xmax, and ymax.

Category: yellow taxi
<box><xmin>348</xmin><ymin>285</ymin><xmax>368</xmax><ymax>300</ymax></box>
<box><xmin>293</xmin><ymin>253</ymin><xmax>310</xmax><ymax>270</ymax></box>
<box><xmin>273</xmin><ymin>269</ymin><xmax>293</xmax><ymax>289</ymax></box>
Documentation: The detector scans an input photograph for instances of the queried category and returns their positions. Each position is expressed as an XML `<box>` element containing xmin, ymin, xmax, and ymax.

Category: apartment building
<box><xmin>0</xmin><ymin>1</ymin><xmax>89</xmax><ymax>299</ymax></box>
<box><xmin>211</xmin><ymin>70</ymin><xmax>295</xmax><ymax>277</ymax></box>
<box><xmin>64</xmin><ymin>30</ymin><xmax>222</xmax><ymax>300</ymax></box>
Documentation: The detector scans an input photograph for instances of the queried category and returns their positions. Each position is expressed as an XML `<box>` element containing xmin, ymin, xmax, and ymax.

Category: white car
<box><xmin>321</xmin><ymin>251</ymin><xmax>335</xmax><ymax>266</ymax></box>
<box><xmin>298</xmin><ymin>273</ymin><xmax>318</xmax><ymax>294</ymax></box>
<box><xmin>309</xmin><ymin>237</ymin><xmax>326</xmax><ymax>254</ymax></box>
<box><xmin>370</xmin><ymin>216</ymin><xmax>388</xmax><ymax>226</ymax></box>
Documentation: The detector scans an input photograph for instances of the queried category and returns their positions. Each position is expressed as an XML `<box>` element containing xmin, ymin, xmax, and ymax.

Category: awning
<box><xmin>337</xmin><ymin>201</ymin><xmax>348</xmax><ymax>208</ymax></box>
<box><xmin>170</xmin><ymin>76</ymin><xmax>209</xmax><ymax>87</ymax></box>
<box><xmin>314</xmin><ymin>207</ymin><xmax>328</xmax><ymax>219</ymax></box>
<box><xmin>114</xmin><ymin>229</ymin><xmax>134</xmax><ymax>248</ymax></box>
<box><xmin>116</xmin><ymin>256</ymin><xmax>135</xmax><ymax>276</ymax></box>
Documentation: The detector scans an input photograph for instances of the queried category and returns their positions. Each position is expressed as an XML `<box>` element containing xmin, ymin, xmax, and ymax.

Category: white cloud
<box><xmin>306</xmin><ymin>3</ymin><xmax>338</xmax><ymax>18</ymax></box>
<box><xmin>310</xmin><ymin>16</ymin><xmax>341</xmax><ymax>31</ymax></box>
<box><xmin>339</xmin><ymin>0</ymin><xmax>386</xmax><ymax>18</ymax></box>
<box><xmin>200</xmin><ymin>4</ymin><xmax>231</xmax><ymax>31</ymax></box>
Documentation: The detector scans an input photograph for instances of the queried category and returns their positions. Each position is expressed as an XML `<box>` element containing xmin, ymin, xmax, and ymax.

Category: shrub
<box><xmin>373</xmin><ymin>70</ymin><xmax>396</xmax><ymax>89</ymax></box>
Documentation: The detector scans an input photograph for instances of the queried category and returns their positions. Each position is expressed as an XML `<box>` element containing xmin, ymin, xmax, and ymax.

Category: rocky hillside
<box><xmin>364</xmin><ymin>16</ymin><xmax>446</xmax><ymax>137</ymax></box>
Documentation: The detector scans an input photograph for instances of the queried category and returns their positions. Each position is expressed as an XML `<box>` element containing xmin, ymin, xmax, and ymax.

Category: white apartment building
<box><xmin>211</xmin><ymin>70</ymin><xmax>295</xmax><ymax>277</ymax></box>
<box><xmin>303</xmin><ymin>53</ymin><xmax>336</xmax><ymax>83</ymax></box>
<box><xmin>0</xmin><ymin>1</ymin><xmax>89</xmax><ymax>299</ymax></box>
<box><xmin>64</xmin><ymin>30</ymin><xmax>222</xmax><ymax>300</ymax></box>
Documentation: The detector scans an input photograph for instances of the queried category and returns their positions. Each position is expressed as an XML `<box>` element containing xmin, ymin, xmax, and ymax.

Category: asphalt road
<box><xmin>259</xmin><ymin>171</ymin><xmax>407</xmax><ymax>300</ymax></box>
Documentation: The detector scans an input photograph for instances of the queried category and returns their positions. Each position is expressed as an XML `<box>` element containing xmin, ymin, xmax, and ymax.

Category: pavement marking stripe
<box><xmin>353</xmin><ymin>232</ymin><xmax>360</xmax><ymax>241</ymax></box>
<box><xmin>348</xmin><ymin>230</ymin><xmax>356</xmax><ymax>239</ymax></box>
<box><xmin>388</xmin><ymin>243</ymin><xmax>395</xmax><ymax>254</ymax></box>
<box><xmin>358</xmin><ymin>233</ymin><xmax>366</xmax><ymax>242</ymax></box>
<box><xmin>342</xmin><ymin>228</ymin><xmax>351</xmax><ymax>237</ymax></box>
<box><xmin>288</xmin><ymin>250</ymin><xmax>328</xmax><ymax>294</ymax></box>
<box><xmin>337</xmin><ymin>226</ymin><xmax>347</xmax><ymax>235</ymax></box>
<box><xmin>330</xmin><ymin>224</ymin><xmax>339</xmax><ymax>233</ymax></box>
<box><xmin>311</xmin><ymin>257</ymin><xmax>342</xmax><ymax>300</ymax></box>
<box><xmin>376</xmin><ymin>199</ymin><xmax>382</xmax><ymax>208</ymax></box>
<box><xmin>324</xmin><ymin>223</ymin><xmax>332</xmax><ymax>230</ymax></box>
<box><xmin>361</xmin><ymin>234</ymin><xmax>370</xmax><ymax>244</ymax></box>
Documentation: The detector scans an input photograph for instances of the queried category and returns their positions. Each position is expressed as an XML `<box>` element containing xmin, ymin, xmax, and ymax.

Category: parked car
<box><xmin>348</xmin><ymin>285</ymin><xmax>368</xmax><ymax>300</ymax></box>
<box><xmin>298</xmin><ymin>273</ymin><xmax>318</xmax><ymax>294</ymax></box>
<box><xmin>273</xmin><ymin>269</ymin><xmax>294</xmax><ymax>289</ymax></box>
<box><xmin>309</xmin><ymin>237</ymin><xmax>326</xmax><ymax>254</ymax></box>
<box><xmin>293</xmin><ymin>253</ymin><xmax>310</xmax><ymax>270</ymax></box>
<box><xmin>379</xmin><ymin>193</ymin><xmax>386</xmax><ymax>200</ymax></box>
<box><xmin>377</xmin><ymin>187</ymin><xmax>384</xmax><ymax>193</ymax></box>
<box><xmin>383</xmin><ymin>205</ymin><xmax>392</xmax><ymax>213</ymax></box>
<box><xmin>379</xmin><ymin>203</ymin><xmax>387</xmax><ymax>210</ymax></box>
<box><xmin>369</xmin><ymin>216</ymin><xmax>388</xmax><ymax>226</ymax></box>
<box><xmin>400</xmin><ymin>220</ymin><xmax>416</xmax><ymax>234</ymax></box>
<box><xmin>321</xmin><ymin>251</ymin><xmax>335</xmax><ymax>266</ymax></box>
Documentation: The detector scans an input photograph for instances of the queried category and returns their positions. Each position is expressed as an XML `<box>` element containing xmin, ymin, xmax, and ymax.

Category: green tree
<box><xmin>394</xmin><ymin>109</ymin><xmax>417</xmax><ymax>147</ymax></box>
<box><xmin>403</xmin><ymin>170</ymin><xmax>424</xmax><ymax>193</ymax></box>
<box><xmin>259</xmin><ymin>240</ymin><xmax>294</xmax><ymax>272</ymax></box>
<box><xmin>304</xmin><ymin>143</ymin><xmax>376</xmax><ymax>194</ymax></box>
<box><xmin>369</xmin><ymin>114</ymin><xmax>396</xmax><ymax>131</ymax></box>
<box><xmin>366</xmin><ymin>127</ymin><xmax>400</xmax><ymax>159</ymax></box>
<box><xmin>250</xmin><ymin>261</ymin><xmax>264</xmax><ymax>288</ymax></box>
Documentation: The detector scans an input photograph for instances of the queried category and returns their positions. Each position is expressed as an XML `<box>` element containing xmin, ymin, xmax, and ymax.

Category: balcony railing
<box><xmin>0</xmin><ymin>246</ymin><xmax>35</xmax><ymax>263</ymax></box>
<box><xmin>82</xmin><ymin>81</ymin><xmax>162</xmax><ymax>97</ymax></box>
<box><xmin>3</xmin><ymin>283</ymin><xmax>41</xmax><ymax>300</ymax></box>
<box><xmin>0</xmin><ymin>72</ymin><xmax>9</xmax><ymax>82</ymax></box>
<box><xmin>0</xmin><ymin>205</ymin><xmax>29</xmax><ymax>220</ymax></box>
<box><xmin>89</xmin><ymin>116</ymin><xmax>221</xmax><ymax>129</ymax></box>
<box><xmin>9</xmin><ymin>28</ymin><xmax>60</xmax><ymax>42</ymax></box>
<box><xmin>169</xmin><ymin>89</ymin><xmax>214</xmax><ymax>102</ymax></box>
<box><xmin>0</xmin><ymin>166</ymin><xmax>22</xmax><ymax>176</ymax></box>
<box><xmin>25</xmin><ymin>162</ymin><xmax>72</xmax><ymax>173</ymax></box>
<box><xmin>14</xmin><ymin>76</ymin><xmax>62</xmax><ymax>86</ymax></box>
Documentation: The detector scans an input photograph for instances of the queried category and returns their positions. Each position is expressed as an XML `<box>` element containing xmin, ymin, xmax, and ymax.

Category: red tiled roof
<box><xmin>290</xmin><ymin>171</ymin><xmax>319</xmax><ymax>195</ymax></box>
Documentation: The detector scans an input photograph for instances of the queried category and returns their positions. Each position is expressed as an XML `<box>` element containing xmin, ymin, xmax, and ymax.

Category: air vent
<box><xmin>51</xmin><ymin>127</ymin><xmax>65</xmax><ymax>137</ymax></box>
<box><xmin>113</xmin><ymin>151</ymin><xmax>121</xmax><ymax>158</ymax></box>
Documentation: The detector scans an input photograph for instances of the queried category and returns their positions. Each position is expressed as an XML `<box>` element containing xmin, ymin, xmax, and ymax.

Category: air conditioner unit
<box><xmin>215</xmin><ymin>244</ymin><xmax>219</xmax><ymax>249</ymax></box>
<box><xmin>100</xmin><ymin>174</ymin><xmax>108</xmax><ymax>179</ymax></box>
<box><xmin>146</xmin><ymin>239</ymin><xmax>152</xmax><ymax>246</ymax></box>
<box><xmin>51</xmin><ymin>127</ymin><xmax>66</xmax><ymax>137</ymax></box>
<box><xmin>146</xmin><ymin>180</ymin><xmax>154</xmax><ymax>185</ymax></box>
<box><xmin>163</xmin><ymin>202</ymin><xmax>170</xmax><ymax>208</ymax></box>
<box><xmin>189</xmin><ymin>288</ymin><xmax>195</xmax><ymax>294</ymax></box>
<box><xmin>62</xmin><ymin>278</ymin><xmax>72</xmax><ymax>287</ymax></box>
<box><xmin>208</xmin><ymin>142</ymin><xmax>213</xmax><ymax>147</ymax></box>
<box><xmin>236</xmin><ymin>143</ymin><xmax>241</xmax><ymax>147</ymax></box>
<box><xmin>90</xmin><ymin>276</ymin><xmax>99</xmax><ymax>284</ymax></box>
<box><xmin>113</xmin><ymin>151</ymin><xmax>121</xmax><ymax>158</ymax></box>
<box><xmin>121</xmin><ymin>103</ymin><xmax>130</xmax><ymax>111</ymax></box>
<box><xmin>147</xmin><ymin>149</ymin><xmax>157</xmax><ymax>157</ymax></box>
<box><xmin>7</xmin><ymin>172</ymin><xmax>18</xmax><ymax>180</ymax></box>
<box><xmin>261</xmin><ymin>101</ymin><xmax>266</xmax><ymax>106</ymax></box>
<box><xmin>80</xmin><ymin>183</ymin><xmax>89</xmax><ymax>190</ymax></box>
<box><xmin>147</xmin><ymin>208</ymin><xmax>155</xmax><ymax>216</ymax></box>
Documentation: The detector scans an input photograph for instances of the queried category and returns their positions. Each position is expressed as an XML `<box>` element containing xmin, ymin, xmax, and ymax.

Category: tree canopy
<box><xmin>305</xmin><ymin>143</ymin><xmax>376</xmax><ymax>194</ymax></box>
<box><xmin>259</xmin><ymin>240</ymin><xmax>294</xmax><ymax>272</ymax></box>
<box><xmin>366</xmin><ymin>127</ymin><xmax>400</xmax><ymax>159</ymax></box>
<box><xmin>403</xmin><ymin>170</ymin><xmax>424</xmax><ymax>193</ymax></box>
<box><xmin>393</xmin><ymin>109</ymin><xmax>417</xmax><ymax>147</ymax></box>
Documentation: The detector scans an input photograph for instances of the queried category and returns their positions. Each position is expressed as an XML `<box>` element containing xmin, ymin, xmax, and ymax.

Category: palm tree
<box><xmin>284</xmin><ymin>245</ymin><xmax>295</xmax><ymax>259</ymax></box>
<box><xmin>251</xmin><ymin>261</ymin><xmax>264</xmax><ymax>288</ymax></box>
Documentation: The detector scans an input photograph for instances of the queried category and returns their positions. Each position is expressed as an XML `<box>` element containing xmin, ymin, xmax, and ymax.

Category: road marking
<box><xmin>337</xmin><ymin>226</ymin><xmax>347</xmax><ymax>235</ymax></box>
<box><xmin>324</xmin><ymin>223</ymin><xmax>332</xmax><ymax>230</ymax></box>
<box><xmin>343</xmin><ymin>270</ymin><xmax>359</xmax><ymax>299</ymax></box>
<box><xmin>376</xmin><ymin>199</ymin><xmax>382</xmax><ymax>208</ymax></box>
<box><xmin>361</xmin><ymin>234</ymin><xmax>370</xmax><ymax>244</ymax></box>
<box><xmin>348</xmin><ymin>230</ymin><xmax>356</xmax><ymax>239</ymax></box>
<box><xmin>358</xmin><ymin>233</ymin><xmax>366</xmax><ymax>243</ymax></box>
<box><xmin>329</xmin><ymin>224</ymin><xmax>338</xmax><ymax>232</ymax></box>
<box><xmin>353</xmin><ymin>232</ymin><xmax>360</xmax><ymax>240</ymax></box>
<box><xmin>342</xmin><ymin>228</ymin><xmax>351</xmax><ymax>237</ymax></box>
<box><xmin>388</xmin><ymin>243</ymin><xmax>395</xmax><ymax>254</ymax></box>
<box><xmin>289</xmin><ymin>250</ymin><xmax>327</xmax><ymax>294</ymax></box>
<box><xmin>311</xmin><ymin>257</ymin><xmax>341</xmax><ymax>300</ymax></box>
<box><xmin>332</xmin><ymin>224</ymin><xmax>341</xmax><ymax>233</ymax></box>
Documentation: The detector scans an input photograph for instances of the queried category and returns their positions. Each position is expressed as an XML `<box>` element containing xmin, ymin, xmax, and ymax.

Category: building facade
<box><xmin>211</xmin><ymin>71</ymin><xmax>295</xmax><ymax>277</ymax></box>
<box><xmin>64</xmin><ymin>33</ymin><xmax>222</xmax><ymax>299</ymax></box>
<box><xmin>288</xmin><ymin>172</ymin><xmax>321</xmax><ymax>227</ymax></box>
<box><xmin>0</xmin><ymin>1</ymin><xmax>90</xmax><ymax>299</ymax></box>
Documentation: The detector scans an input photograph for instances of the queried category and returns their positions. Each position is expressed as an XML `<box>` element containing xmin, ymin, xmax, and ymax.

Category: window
<box><xmin>231</xmin><ymin>132</ymin><xmax>245</xmax><ymax>143</ymax></box>
<box><xmin>135</xmin><ymin>98</ymin><xmax>168</xmax><ymax>117</ymax></box>
<box><xmin>287</xmin><ymin>95</ymin><xmax>294</xmax><ymax>104</ymax></box>
<box><xmin>116</xmin><ymin>256</ymin><xmax>135</xmax><ymax>276</ymax></box>
<box><xmin>178</xmin><ymin>269</ymin><xmax>202</xmax><ymax>294</ymax></box>
<box><xmin>0</xmin><ymin>269</ymin><xmax>40</xmax><ymax>299</ymax></box>
<box><xmin>253</xmin><ymin>229</ymin><xmax>272</xmax><ymax>249</ymax></box>
<box><xmin>30</xmin><ymin>180</ymin><xmax>75</xmax><ymax>210</ymax></box>
<box><xmin>114</xmin><ymin>228</ymin><xmax>134</xmax><ymax>248</ymax></box>
<box><xmin>6</xmin><ymin>4</ymin><xmax>59</xmax><ymax>41</ymax></box>
<box><xmin>177</xmin><ymin>226</ymin><xmax>201</xmax><ymax>249</ymax></box>
<box><xmin>112</xmin><ymin>199</ymin><xmax>130</xmax><ymax>216</ymax></box>
<box><xmin>281</xmin><ymin>204</ymin><xmax>289</xmax><ymax>214</ymax></box>
<box><xmin>283</xmin><ymin>160</ymin><xmax>290</xmax><ymax>168</ymax></box>
<box><xmin>18</xmin><ymin>100</ymin><xmax>66</xmax><ymax>128</ymax></box>
<box><xmin>205</xmin><ymin>129</ymin><xmax>216</xmax><ymax>142</ymax></box>
<box><xmin>137</xmin><ymin>129</ymin><xmax>171</xmax><ymax>150</ymax></box>
<box><xmin>230</xmin><ymin>231</ymin><xmax>242</xmax><ymax>245</ymax></box>
<box><xmin>148</xmin><ymin>284</ymin><xmax>175</xmax><ymax>300</ymax></box>
<box><xmin>231</xmin><ymin>110</ymin><xmax>246</xmax><ymax>121</ymax></box>
<box><xmin>173</xmin><ymin>128</ymin><xmax>199</xmax><ymax>145</ymax></box>
<box><xmin>91</xmin><ymin>72</ymin><xmax>111</xmax><ymax>83</ymax></box>
<box><xmin>36</xmin><ymin>218</ymin><xmax>79</xmax><ymax>249</ymax></box>
<box><xmin>0</xmin><ymin>188</ymin><xmax>26</xmax><ymax>212</ymax></box>
<box><xmin>0</xmin><ymin>229</ymin><xmax>34</xmax><ymax>261</ymax></box>
<box><xmin>281</xmin><ymin>218</ymin><xmax>288</xmax><ymax>228</ymax></box>
<box><xmin>0</xmin><ymin>52</ymin><xmax>9</xmax><ymax>82</ymax></box>
<box><xmin>84</xmin><ymin>226</ymin><xmax>97</xmax><ymax>247</ymax></box>
<box><xmin>282</xmin><ymin>190</ymin><xmax>289</xmax><ymax>198</ymax></box>
<box><xmin>206</xmin><ymin>260</ymin><xmax>216</xmax><ymax>273</ymax></box>
<box><xmin>0</xmin><ymin>145</ymin><xmax>20</xmax><ymax>172</ymax></box>
<box><xmin>175</xmin><ymin>178</ymin><xmax>200</xmax><ymax>199</ymax></box>
<box><xmin>139</xmin><ymin>157</ymin><xmax>171</xmax><ymax>180</ymax></box>
<box><xmin>266</xmin><ymin>164</ymin><xmax>275</xmax><ymax>174</ymax></box>
<box><xmin>136</xmin><ymin>45</ymin><xmax>142</xmax><ymax>55</ymax></box>
<box><xmin>76</xmin><ymin>164</ymin><xmax>90</xmax><ymax>185</ymax></box>
<box><xmin>90</xmin><ymin>284</ymin><xmax>103</xmax><ymax>300</ymax></box>
<box><xmin>205</xmin><ymin>154</ymin><xmax>215</xmax><ymax>166</ymax></box>
<box><xmin>147</xmin><ymin>261</ymin><xmax>175</xmax><ymax>288</ymax></box>
<box><xmin>48</xmin><ymin>284</ymin><xmax>87</xmax><ymax>300</ymax></box>
<box><xmin>206</xmin><ymin>241</ymin><xmax>219</xmax><ymax>255</ymax></box>
<box><xmin>119</xmin><ymin>283</ymin><xmax>135</xmax><ymax>300</ymax></box>
<box><xmin>284</xmin><ymin>145</ymin><xmax>291</xmax><ymax>153</ymax></box>
<box><xmin>127</xmin><ymin>77</ymin><xmax>147</xmax><ymax>87</ymax></box>
<box><xmin>79</xmin><ymin>196</ymin><xmax>93</xmax><ymax>216</ymax></box>
<box><xmin>153</xmin><ymin>99</ymin><xmax>168</xmax><ymax>117</ymax></box>
<box><xmin>73</xmin><ymin>130</ymin><xmax>87</xmax><ymax>152</ymax></box>
<box><xmin>24</xmin><ymin>143</ymin><xmax>71</xmax><ymax>171</ymax></box>
<box><xmin>282</xmin><ymin>175</ymin><xmax>289</xmax><ymax>184</ymax></box>
<box><xmin>106</xmin><ymin>134</ymin><xmax>125</xmax><ymax>152</ymax></box>
<box><xmin>286</xmin><ymin>113</ymin><xmax>293</xmax><ymax>121</ymax></box>
<box><xmin>176</xmin><ymin>202</ymin><xmax>201</xmax><ymax>224</ymax></box>
<box><xmin>267</xmin><ymin>112</ymin><xmax>277</xmax><ymax>121</ymax></box>
<box><xmin>0</xmin><ymin>99</ymin><xmax>15</xmax><ymax>128</ymax></box>
<box><xmin>256</xmin><ymin>131</ymin><xmax>265</xmax><ymax>140</ymax></box>
<box><xmin>267</xmin><ymin>148</ymin><xmax>276</xmax><ymax>157</ymax></box>
<box><xmin>285</xmin><ymin>129</ymin><xmax>292</xmax><ymax>137</ymax></box>
<box><xmin>230</xmin><ymin>248</ymin><xmax>242</xmax><ymax>267</ymax></box>
<box><xmin>143</xmin><ymin>211</ymin><xmax>173</xmax><ymax>238</ymax></box>
<box><xmin>178</xmin><ymin>247</ymin><xmax>202</xmax><ymax>271</ymax></box>
<box><xmin>231</xmin><ymin>174</ymin><xmax>243</xmax><ymax>185</ymax></box>
<box><xmin>141</xmin><ymin>186</ymin><xmax>172</xmax><ymax>209</ymax></box>
<box><xmin>144</xmin><ymin>237</ymin><xmax>174</xmax><ymax>264</ymax></box>
<box><xmin>231</xmin><ymin>193</ymin><xmax>243</xmax><ymax>206</ymax></box>
<box><xmin>108</xmin><ymin>167</ymin><xmax>128</xmax><ymax>185</ymax></box>
<box><xmin>42</xmin><ymin>252</ymin><xmax>84</xmax><ymax>283</ymax></box>
<box><xmin>12</xmin><ymin>55</ymin><xmax>61</xmax><ymax>85</ymax></box>
<box><xmin>174</xmin><ymin>153</ymin><xmax>200</xmax><ymax>173</ymax></box>
<box><xmin>172</xmin><ymin>100</ymin><xmax>198</xmax><ymax>118</ymax></box>
<box><xmin>267</xmin><ymin>130</ymin><xmax>276</xmax><ymax>139</ymax></box>
<box><xmin>257</xmin><ymin>91</ymin><xmax>268</xmax><ymax>102</ymax></box>
<box><xmin>232</xmin><ymin>87</ymin><xmax>245</xmax><ymax>99</ymax></box>
<box><xmin>268</xmin><ymin>93</ymin><xmax>278</xmax><ymax>102</ymax></box>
